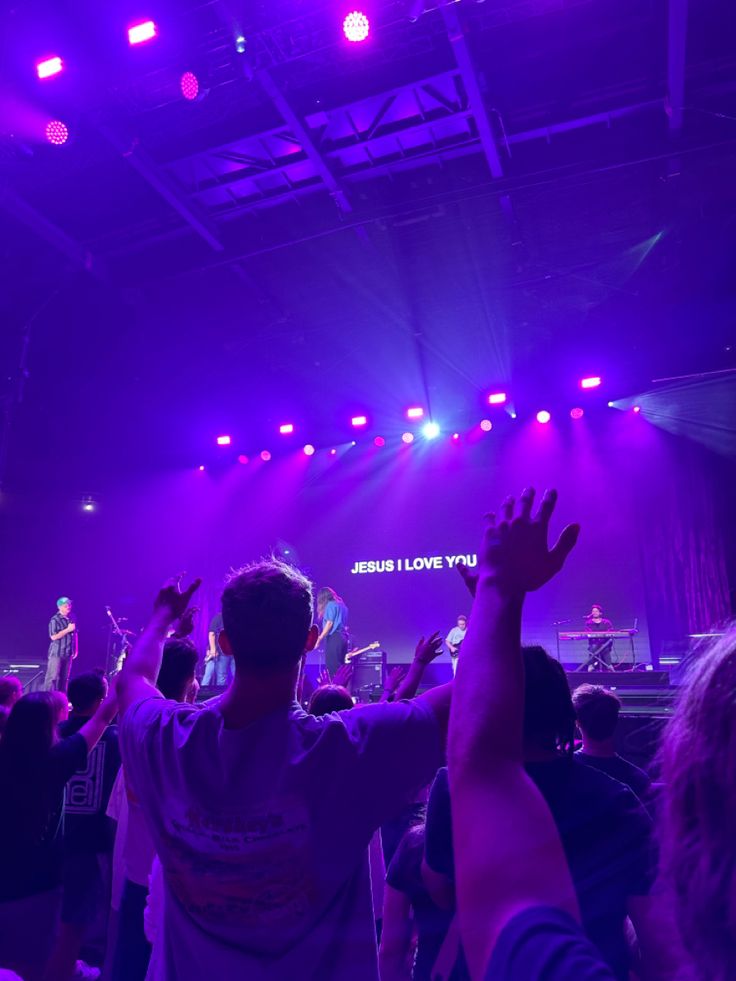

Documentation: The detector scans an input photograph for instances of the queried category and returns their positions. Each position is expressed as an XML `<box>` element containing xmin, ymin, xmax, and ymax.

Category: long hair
<box><xmin>660</xmin><ymin>626</ymin><xmax>736</xmax><ymax>981</ymax></box>
<box><xmin>316</xmin><ymin>587</ymin><xmax>340</xmax><ymax>617</ymax></box>
<box><xmin>522</xmin><ymin>645</ymin><xmax>576</xmax><ymax>756</ymax></box>
<box><xmin>0</xmin><ymin>692</ymin><xmax>59</xmax><ymax>841</ymax></box>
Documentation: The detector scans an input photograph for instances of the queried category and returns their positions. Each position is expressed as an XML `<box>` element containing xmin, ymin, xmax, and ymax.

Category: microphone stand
<box><xmin>105</xmin><ymin>606</ymin><xmax>133</xmax><ymax>676</ymax></box>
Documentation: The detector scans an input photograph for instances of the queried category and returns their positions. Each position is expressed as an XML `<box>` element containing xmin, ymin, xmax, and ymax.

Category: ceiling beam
<box><xmin>666</xmin><ymin>0</ymin><xmax>688</xmax><ymax>131</ymax></box>
<box><xmin>257</xmin><ymin>69</ymin><xmax>353</xmax><ymax>215</ymax></box>
<box><xmin>99</xmin><ymin>126</ymin><xmax>225</xmax><ymax>251</ymax></box>
<box><xmin>442</xmin><ymin>4</ymin><xmax>503</xmax><ymax>179</ymax></box>
<box><xmin>0</xmin><ymin>184</ymin><xmax>107</xmax><ymax>280</ymax></box>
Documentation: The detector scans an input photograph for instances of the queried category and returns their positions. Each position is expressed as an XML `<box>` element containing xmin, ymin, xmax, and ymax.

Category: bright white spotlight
<box><xmin>422</xmin><ymin>421</ymin><xmax>440</xmax><ymax>439</ymax></box>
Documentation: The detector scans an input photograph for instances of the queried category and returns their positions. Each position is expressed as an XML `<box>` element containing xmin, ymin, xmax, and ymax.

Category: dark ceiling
<box><xmin>1</xmin><ymin>0</ymin><xmax>735</xmax><ymax>491</ymax></box>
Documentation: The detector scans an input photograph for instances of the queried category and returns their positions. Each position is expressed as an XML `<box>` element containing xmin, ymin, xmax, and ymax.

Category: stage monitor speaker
<box><xmin>351</xmin><ymin>651</ymin><xmax>386</xmax><ymax>702</ymax></box>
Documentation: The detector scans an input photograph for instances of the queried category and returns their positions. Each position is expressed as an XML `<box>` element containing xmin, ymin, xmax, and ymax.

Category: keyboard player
<box><xmin>584</xmin><ymin>604</ymin><xmax>615</xmax><ymax>669</ymax></box>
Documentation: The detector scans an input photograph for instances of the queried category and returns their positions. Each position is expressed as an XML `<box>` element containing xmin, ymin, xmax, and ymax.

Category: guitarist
<box><xmin>316</xmin><ymin>587</ymin><xmax>349</xmax><ymax>677</ymax></box>
<box><xmin>203</xmin><ymin>611</ymin><xmax>233</xmax><ymax>686</ymax></box>
<box><xmin>445</xmin><ymin>614</ymin><xmax>467</xmax><ymax>676</ymax></box>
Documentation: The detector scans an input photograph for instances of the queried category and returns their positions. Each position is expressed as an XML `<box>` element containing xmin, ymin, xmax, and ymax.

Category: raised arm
<box><xmin>78</xmin><ymin>688</ymin><xmax>119</xmax><ymax>751</ymax></box>
<box><xmin>450</xmin><ymin>489</ymin><xmax>580</xmax><ymax>978</ymax></box>
<box><xmin>393</xmin><ymin>632</ymin><xmax>443</xmax><ymax>701</ymax></box>
<box><xmin>117</xmin><ymin>575</ymin><xmax>200</xmax><ymax>718</ymax></box>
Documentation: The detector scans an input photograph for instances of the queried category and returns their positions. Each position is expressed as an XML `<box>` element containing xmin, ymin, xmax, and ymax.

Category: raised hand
<box><xmin>456</xmin><ymin>560</ymin><xmax>478</xmax><ymax>598</ymax></box>
<box><xmin>479</xmin><ymin>488</ymin><xmax>579</xmax><ymax>596</ymax></box>
<box><xmin>385</xmin><ymin>665</ymin><xmax>407</xmax><ymax>694</ymax></box>
<box><xmin>153</xmin><ymin>574</ymin><xmax>202</xmax><ymax>627</ymax></box>
<box><xmin>317</xmin><ymin>667</ymin><xmax>331</xmax><ymax>687</ymax></box>
<box><xmin>173</xmin><ymin>605</ymin><xmax>199</xmax><ymax>639</ymax></box>
<box><xmin>333</xmin><ymin>662</ymin><xmax>354</xmax><ymax>689</ymax></box>
<box><xmin>415</xmin><ymin>631</ymin><xmax>443</xmax><ymax>665</ymax></box>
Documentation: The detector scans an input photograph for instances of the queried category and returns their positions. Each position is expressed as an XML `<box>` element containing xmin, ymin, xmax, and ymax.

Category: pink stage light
<box><xmin>45</xmin><ymin>120</ymin><xmax>69</xmax><ymax>145</ymax></box>
<box><xmin>216</xmin><ymin>435</ymin><xmax>231</xmax><ymax>446</ymax></box>
<box><xmin>351</xmin><ymin>415</ymin><xmax>368</xmax><ymax>427</ymax></box>
<box><xmin>406</xmin><ymin>407</ymin><xmax>424</xmax><ymax>420</ymax></box>
<box><xmin>237</xmin><ymin>454</ymin><xmax>249</xmax><ymax>464</ymax></box>
<box><xmin>343</xmin><ymin>10</ymin><xmax>370</xmax><ymax>42</ymax></box>
<box><xmin>401</xmin><ymin>432</ymin><xmax>414</xmax><ymax>444</ymax></box>
<box><xmin>373</xmin><ymin>436</ymin><xmax>385</xmax><ymax>447</ymax></box>
<box><xmin>570</xmin><ymin>407</ymin><xmax>584</xmax><ymax>420</ymax></box>
<box><xmin>279</xmin><ymin>423</ymin><xmax>294</xmax><ymax>435</ymax></box>
<box><xmin>128</xmin><ymin>20</ymin><xmax>157</xmax><ymax>44</ymax></box>
<box><xmin>633</xmin><ymin>405</ymin><xmax>642</xmax><ymax>413</ymax></box>
<box><xmin>260</xmin><ymin>450</ymin><xmax>272</xmax><ymax>462</ymax></box>
<box><xmin>330</xmin><ymin>448</ymin><xmax>337</xmax><ymax>456</ymax></box>
<box><xmin>37</xmin><ymin>56</ymin><xmax>63</xmax><ymax>79</ymax></box>
<box><xmin>198</xmin><ymin>465</ymin><xmax>205</xmax><ymax>471</ymax></box>
<box><xmin>180</xmin><ymin>71</ymin><xmax>199</xmax><ymax>101</ymax></box>
<box><xmin>303</xmin><ymin>444</ymin><xmax>315</xmax><ymax>456</ymax></box>
<box><xmin>479</xmin><ymin>419</ymin><xmax>493</xmax><ymax>432</ymax></box>
<box><xmin>452</xmin><ymin>432</ymin><xmax>460</xmax><ymax>441</ymax></box>
<box><xmin>536</xmin><ymin>410</ymin><xmax>551</xmax><ymax>424</ymax></box>
<box><xmin>487</xmin><ymin>392</ymin><xmax>507</xmax><ymax>405</ymax></box>
<box><xmin>580</xmin><ymin>376</ymin><xmax>602</xmax><ymax>390</ymax></box>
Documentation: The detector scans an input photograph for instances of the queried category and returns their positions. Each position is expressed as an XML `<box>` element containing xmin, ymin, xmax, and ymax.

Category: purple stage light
<box><xmin>303</xmin><ymin>444</ymin><xmax>315</xmax><ymax>456</ymax></box>
<box><xmin>406</xmin><ymin>406</ymin><xmax>424</xmax><ymax>420</ymax></box>
<box><xmin>373</xmin><ymin>436</ymin><xmax>385</xmax><ymax>447</ymax></box>
<box><xmin>351</xmin><ymin>415</ymin><xmax>368</xmax><ymax>427</ymax></box>
<box><xmin>260</xmin><ymin>450</ymin><xmax>272</xmax><ymax>462</ymax></box>
<box><xmin>216</xmin><ymin>435</ymin><xmax>231</xmax><ymax>446</ymax></box>
<box><xmin>479</xmin><ymin>419</ymin><xmax>493</xmax><ymax>432</ymax></box>
<box><xmin>401</xmin><ymin>432</ymin><xmax>414</xmax><ymax>444</ymax></box>
<box><xmin>128</xmin><ymin>20</ymin><xmax>157</xmax><ymax>45</ymax></box>
<box><xmin>237</xmin><ymin>454</ymin><xmax>249</xmax><ymax>464</ymax></box>
<box><xmin>198</xmin><ymin>465</ymin><xmax>205</xmax><ymax>471</ymax></box>
<box><xmin>452</xmin><ymin>433</ymin><xmax>460</xmax><ymax>441</ymax></box>
<box><xmin>279</xmin><ymin>423</ymin><xmax>294</xmax><ymax>435</ymax></box>
<box><xmin>180</xmin><ymin>71</ymin><xmax>199</xmax><ymax>101</ymax></box>
<box><xmin>343</xmin><ymin>10</ymin><xmax>370</xmax><ymax>42</ymax></box>
<box><xmin>45</xmin><ymin>120</ymin><xmax>69</xmax><ymax>145</ymax></box>
<box><xmin>536</xmin><ymin>410</ymin><xmax>551</xmax><ymax>424</ymax></box>
<box><xmin>580</xmin><ymin>376</ymin><xmax>601</xmax><ymax>390</ymax></box>
<box><xmin>570</xmin><ymin>407</ymin><xmax>584</xmax><ymax>420</ymax></box>
<box><xmin>37</xmin><ymin>56</ymin><xmax>63</xmax><ymax>79</ymax></box>
<box><xmin>487</xmin><ymin>392</ymin><xmax>507</xmax><ymax>405</ymax></box>
<box><xmin>633</xmin><ymin>405</ymin><xmax>642</xmax><ymax>413</ymax></box>
<box><xmin>330</xmin><ymin>448</ymin><xmax>337</xmax><ymax>456</ymax></box>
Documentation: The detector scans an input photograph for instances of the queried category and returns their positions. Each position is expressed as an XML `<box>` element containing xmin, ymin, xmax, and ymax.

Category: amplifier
<box><xmin>351</xmin><ymin>651</ymin><xmax>386</xmax><ymax>702</ymax></box>
<box><xmin>0</xmin><ymin>662</ymin><xmax>45</xmax><ymax>692</ymax></box>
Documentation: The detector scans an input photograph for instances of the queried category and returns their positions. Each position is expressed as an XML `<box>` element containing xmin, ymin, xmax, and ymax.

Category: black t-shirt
<box><xmin>386</xmin><ymin>825</ymin><xmax>454</xmax><ymax>980</ymax></box>
<box><xmin>58</xmin><ymin>717</ymin><xmax>121</xmax><ymax>854</ymax></box>
<box><xmin>575</xmin><ymin>751</ymin><xmax>651</xmax><ymax>803</ymax></box>
<box><xmin>0</xmin><ymin>732</ymin><xmax>88</xmax><ymax>901</ymax></box>
<box><xmin>426</xmin><ymin>760</ymin><xmax>655</xmax><ymax>980</ymax></box>
<box><xmin>209</xmin><ymin>612</ymin><xmax>224</xmax><ymax>655</ymax></box>
<box><xmin>485</xmin><ymin>906</ymin><xmax>615</xmax><ymax>981</ymax></box>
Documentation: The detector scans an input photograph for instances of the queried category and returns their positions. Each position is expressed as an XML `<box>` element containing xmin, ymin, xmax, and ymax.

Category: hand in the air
<box><xmin>385</xmin><ymin>665</ymin><xmax>407</xmax><ymax>694</ymax></box>
<box><xmin>415</xmin><ymin>631</ymin><xmax>443</xmax><ymax>665</ymax></box>
<box><xmin>173</xmin><ymin>606</ymin><xmax>199</xmax><ymax>639</ymax></box>
<box><xmin>477</xmin><ymin>488</ymin><xmax>579</xmax><ymax>596</ymax></box>
<box><xmin>333</xmin><ymin>662</ymin><xmax>354</xmax><ymax>689</ymax></box>
<box><xmin>317</xmin><ymin>667</ymin><xmax>331</xmax><ymax>687</ymax></box>
<box><xmin>153</xmin><ymin>575</ymin><xmax>201</xmax><ymax>626</ymax></box>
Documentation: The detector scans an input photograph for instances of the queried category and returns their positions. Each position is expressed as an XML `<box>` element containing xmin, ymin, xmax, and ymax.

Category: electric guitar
<box><xmin>345</xmin><ymin>641</ymin><xmax>381</xmax><ymax>663</ymax></box>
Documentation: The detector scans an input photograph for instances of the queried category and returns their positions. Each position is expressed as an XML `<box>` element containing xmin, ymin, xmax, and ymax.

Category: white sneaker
<box><xmin>74</xmin><ymin>961</ymin><xmax>101</xmax><ymax>980</ymax></box>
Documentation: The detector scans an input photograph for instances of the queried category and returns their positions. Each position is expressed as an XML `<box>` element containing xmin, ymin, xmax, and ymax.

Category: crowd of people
<box><xmin>0</xmin><ymin>487</ymin><xmax>734</xmax><ymax>980</ymax></box>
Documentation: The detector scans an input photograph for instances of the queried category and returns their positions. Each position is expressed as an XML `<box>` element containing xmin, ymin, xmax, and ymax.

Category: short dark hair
<box><xmin>308</xmin><ymin>684</ymin><xmax>354</xmax><ymax>716</ymax></box>
<box><xmin>522</xmin><ymin>645</ymin><xmax>576</xmax><ymax>754</ymax></box>
<box><xmin>572</xmin><ymin>684</ymin><xmax>621</xmax><ymax>741</ymax></box>
<box><xmin>0</xmin><ymin>676</ymin><xmax>22</xmax><ymax>708</ymax></box>
<box><xmin>222</xmin><ymin>559</ymin><xmax>314</xmax><ymax>676</ymax></box>
<box><xmin>157</xmin><ymin>639</ymin><xmax>199</xmax><ymax>701</ymax></box>
<box><xmin>68</xmin><ymin>672</ymin><xmax>107</xmax><ymax>714</ymax></box>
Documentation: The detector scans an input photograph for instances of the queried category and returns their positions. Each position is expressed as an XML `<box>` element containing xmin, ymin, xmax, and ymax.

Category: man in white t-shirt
<box><xmin>117</xmin><ymin>561</ymin><xmax>450</xmax><ymax>981</ymax></box>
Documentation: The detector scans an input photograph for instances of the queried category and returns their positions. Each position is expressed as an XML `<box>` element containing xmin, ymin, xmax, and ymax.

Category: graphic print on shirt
<box><xmin>158</xmin><ymin>795</ymin><xmax>317</xmax><ymax>929</ymax></box>
<box><xmin>65</xmin><ymin>742</ymin><xmax>107</xmax><ymax>813</ymax></box>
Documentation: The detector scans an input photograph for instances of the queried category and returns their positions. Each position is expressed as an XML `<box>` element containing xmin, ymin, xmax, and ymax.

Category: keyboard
<box><xmin>558</xmin><ymin>631</ymin><xmax>638</xmax><ymax>641</ymax></box>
